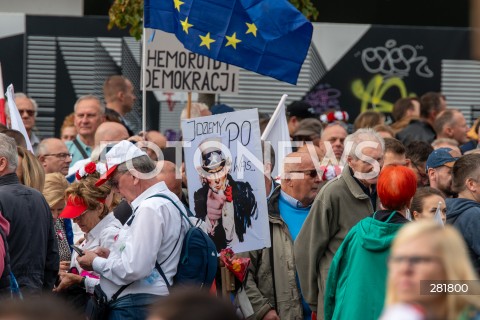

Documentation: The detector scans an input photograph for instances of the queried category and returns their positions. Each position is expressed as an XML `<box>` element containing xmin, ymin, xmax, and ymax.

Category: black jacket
<box><xmin>396</xmin><ymin>119</ymin><xmax>436</xmax><ymax>145</ymax></box>
<box><xmin>194</xmin><ymin>174</ymin><xmax>257</xmax><ymax>252</ymax></box>
<box><xmin>0</xmin><ymin>173</ymin><xmax>59</xmax><ymax>294</ymax></box>
<box><xmin>105</xmin><ymin>108</ymin><xmax>135</xmax><ymax>136</ymax></box>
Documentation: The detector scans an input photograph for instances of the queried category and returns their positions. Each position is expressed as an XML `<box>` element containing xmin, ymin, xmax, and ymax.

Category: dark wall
<box><xmin>313</xmin><ymin>0</ymin><xmax>469</xmax><ymax>27</ymax></box>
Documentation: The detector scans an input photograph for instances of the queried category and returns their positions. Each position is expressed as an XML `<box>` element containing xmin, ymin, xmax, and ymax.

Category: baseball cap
<box><xmin>210</xmin><ymin>104</ymin><xmax>235</xmax><ymax>115</ymax></box>
<box><xmin>59</xmin><ymin>196</ymin><xmax>88</xmax><ymax>219</ymax></box>
<box><xmin>292</xmin><ymin>118</ymin><xmax>323</xmax><ymax>138</ymax></box>
<box><xmin>286</xmin><ymin>101</ymin><xmax>316</xmax><ymax>119</ymax></box>
<box><xmin>426</xmin><ymin>148</ymin><xmax>459</xmax><ymax>171</ymax></box>
<box><xmin>95</xmin><ymin>140</ymin><xmax>147</xmax><ymax>186</ymax></box>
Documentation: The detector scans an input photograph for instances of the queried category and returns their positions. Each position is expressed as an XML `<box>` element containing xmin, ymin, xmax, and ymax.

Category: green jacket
<box><xmin>324</xmin><ymin>213</ymin><xmax>405</xmax><ymax>320</ymax></box>
<box><xmin>295</xmin><ymin>165</ymin><xmax>375</xmax><ymax>318</ymax></box>
<box><xmin>242</xmin><ymin>186</ymin><xmax>304</xmax><ymax>320</ymax></box>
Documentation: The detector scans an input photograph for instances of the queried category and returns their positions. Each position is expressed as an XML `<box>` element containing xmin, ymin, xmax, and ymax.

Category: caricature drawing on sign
<box><xmin>193</xmin><ymin>138</ymin><xmax>258</xmax><ymax>252</ymax></box>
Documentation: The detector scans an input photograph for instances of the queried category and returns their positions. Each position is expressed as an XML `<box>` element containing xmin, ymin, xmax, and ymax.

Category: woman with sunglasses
<box><xmin>382</xmin><ymin>221</ymin><xmax>480</xmax><ymax>320</ymax></box>
<box><xmin>324</xmin><ymin>165</ymin><xmax>417</xmax><ymax>320</ymax></box>
<box><xmin>53</xmin><ymin>162</ymin><xmax>122</xmax><ymax>310</ymax></box>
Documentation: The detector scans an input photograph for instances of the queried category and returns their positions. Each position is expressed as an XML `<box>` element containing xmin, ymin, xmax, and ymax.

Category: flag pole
<box><xmin>141</xmin><ymin>26</ymin><xmax>147</xmax><ymax>134</ymax></box>
<box><xmin>0</xmin><ymin>62</ymin><xmax>6</xmax><ymax>125</ymax></box>
<box><xmin>187</xmin><ymin>92</ymin><xmax>192</xmax><ymax>118</ymax></box>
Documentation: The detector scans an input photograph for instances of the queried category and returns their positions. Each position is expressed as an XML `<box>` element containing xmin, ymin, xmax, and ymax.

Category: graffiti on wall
<box><xmin>351</xmin><ymin>74</ymin><xmax>417</xmax><ymax>113</ymax></box>
<box><xmin>304</xmin><ymin>83</ymin><xmax>342</xmax><ymax>113</ymax></box>
<box><xmin>357</xmin><ymin>39</ymin><xmax>434</xmax><ymax>79</ymax></box>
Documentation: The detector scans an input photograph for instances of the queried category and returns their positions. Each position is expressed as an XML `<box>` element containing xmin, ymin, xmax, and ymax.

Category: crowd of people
<box><xmin>0</xmin><ymin>79</ymin><xmax>479</xmax><ymax>320</ymax></box>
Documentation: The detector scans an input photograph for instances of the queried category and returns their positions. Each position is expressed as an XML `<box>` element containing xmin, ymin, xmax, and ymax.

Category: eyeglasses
<box><xmin>411</xmin><ymin>161</ymin><xmax>428</xmax><ymax>180</ymax></box>
<box><xmin>109</xmin><ymin>170</ymin><xmax>129</xmax><ymax>189</ymax></box>
<box><xmin>18</xmin><ymin>109</ymin><xmax>35</xmax><ymax>117</ymax></box>
<box><xmin>388</xmin><ymin>255</ymin><xmax>440</xmax><ymax>267</ymax></box>
<box><xmin>43</xmin><ymin>153</ymin><xmax>73</xmax><ymax>160</ymax></box>
<box><xmin>288</xmin><ymin>169</ymin><xmax>319</xmax><ymax>178</ymax></box>
<box><xmin>73</xmin><ymin>209</ymin><xmax>89</xmax><ymax>221</ymax></box>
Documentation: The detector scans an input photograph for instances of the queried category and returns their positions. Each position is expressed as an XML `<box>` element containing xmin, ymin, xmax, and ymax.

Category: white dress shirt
<box><xmin>70</xmin><ymin>213</ymin><xmax>122</xmax><ymax>293</ymax></box>
<box><xmin>92</xmin><ymin>182</ymin><xmax>188</xmax><ymax>300</ymax></box>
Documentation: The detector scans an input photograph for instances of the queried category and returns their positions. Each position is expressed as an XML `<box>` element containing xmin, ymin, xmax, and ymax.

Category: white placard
<box><xmin>145</xmin><ymin>28</ymin><xmax>239</xmax><ymax>94</ymax></box>
<box><xmin>182</xmin><ymin>109</ymin><xmax>270</xmax><ymax>253</ymax></box>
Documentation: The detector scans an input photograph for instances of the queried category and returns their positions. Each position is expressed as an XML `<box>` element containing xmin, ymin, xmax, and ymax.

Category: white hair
<box><xmin>345</xmin><ymin>128</ymin><xmax>385</xmax><ymax>158</ymax></box>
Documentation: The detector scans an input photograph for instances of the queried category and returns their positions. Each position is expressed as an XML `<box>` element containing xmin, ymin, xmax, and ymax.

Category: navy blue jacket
<box><xmin>446</xmin><ymin>197</ymin><xmax>480</xmax><ymax>274</ymax></box>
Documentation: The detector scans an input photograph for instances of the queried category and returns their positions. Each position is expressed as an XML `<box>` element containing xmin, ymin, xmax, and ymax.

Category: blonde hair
<box><xmin>65</xmin><ymin>175</ymin><xmax>111</xmax><ymax>219</ymax></box>
<box><xmin>385</xmin><ymin>221</ymin><xmax>480</xmax><ymax>319</ymax></box>
<box><xmin>17</xmin><ymin>146</ymin><xmax>45</xmax><ymax>192</ymax></box>
<box><xmin>43</xmin><ymin>173</ymin><xmax>69</xmax><ymax>208</ymax></box>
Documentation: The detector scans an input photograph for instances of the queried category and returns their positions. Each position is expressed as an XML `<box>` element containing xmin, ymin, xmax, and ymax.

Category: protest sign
<box><xmin>145</xmin><ymin>28</ymin><xmax>239</xmax><ymax>94</ymax></box>
<box><xmin>182</xmin><ymin>109</ymin><xmax>270</xmax><ymax>253</ymax></box>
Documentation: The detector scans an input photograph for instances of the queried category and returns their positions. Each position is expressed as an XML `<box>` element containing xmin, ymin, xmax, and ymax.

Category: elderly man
<box><xmin>426</xmin><ymin>147</ymin><xmax>460</xmax><ymax>197</ymax></box>
<box><xmin>103</xmin><ymin>75</ymin><xmax>136</xmax><ymax>136</ymax></box>
<box><xmin>244</xmin><ymin>152</ymin><xmax>320</xmax><ymax>320</ymax></box>
<box><xmin>320</xmin><ymin>123</ymin><xmax>348</xmax><ymax>164</ymax></box>
<box><xmin>0</xmin><ymin>133</ymin><xmax>59</xmax><ymax>294</ymax></box>
<box><xmin>433</xmin><ymin>109</ymin><xmax>470</xmax><ymax>148</ymax></box>
<box><xmin>14</xmin><ymin>93</ymin><xmax>40</xmax><ymax>153</ymax></box>
<box><xmin>36</xmin><ymin>138</ymin><xmax>72</xmax><ymax>175</ymax></box>
<box><xmin>77</xmin><ymin>141</ymin><xmax>188</xmax><ymax>319</ymax></box>
<box><xmin>66</xmin><ymin>95</ymin><xmax>105</xmax><ymax>167</ymax></box>
<box><xmin>295</xmin><ymin>128</ymin><xmax>384</xmax><ymax>320</ymax></box>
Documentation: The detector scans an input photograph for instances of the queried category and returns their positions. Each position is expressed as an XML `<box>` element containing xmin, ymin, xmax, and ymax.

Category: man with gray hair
<box><xmin>0</xmin><ymin>133</ymin><xmax>59</xmax><ymax>294</ymax></box>
<box><xmin>65</xmin><ymin>95</ymin><xmax>105</xmax><ymax>167</ymax></box>
<box><xmin>77</xmin><ymin>141</ymin><xmax>188</xmax><ymax>319</ymax></box>
<box><xmin>295</xmin><ymin>128</ymin><xmax>384</xmax><ymax>320</ymax></box>
<box><xmin>14</xmin><ymin>93</ymin><xmax>40</xmax><ymax>153</ymax></box>
<box><xmin>36</xmin><ymin>138</ymin><xmax>72</xmax><ymax>175</ymax></box>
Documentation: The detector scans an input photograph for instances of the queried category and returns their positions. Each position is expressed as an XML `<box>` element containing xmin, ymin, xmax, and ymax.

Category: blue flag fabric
<box><xmin>144</xmin><ymin>0</ymin><xmax>313</xmax><ymax>85</ymax></box>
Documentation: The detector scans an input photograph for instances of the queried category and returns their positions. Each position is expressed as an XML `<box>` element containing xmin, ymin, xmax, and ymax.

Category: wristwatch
<box><xmin>80</xmin><ymin>276</ymin><xmax>86</xmax><ymax>289</ymax></box>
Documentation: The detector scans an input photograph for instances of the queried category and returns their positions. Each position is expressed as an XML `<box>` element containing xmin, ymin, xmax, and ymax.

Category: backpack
<box><xmin>148</xmin><ymin>194</ymin><xmax>218</xmax><ymax>289</ymax></box>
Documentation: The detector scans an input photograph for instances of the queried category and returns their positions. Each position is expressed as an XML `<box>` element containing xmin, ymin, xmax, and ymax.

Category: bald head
<box><xmin>145</xmin><ymin>130</ymin><xmax>167</xmax><ymax>161</ymax></box>
<box><xmin>157</xmin><ymin>160</ymin><xmax>182</xmax><ymax>198</ymax></box>
<box><xmin>282</xmin><ymin>152</ymin><xmax>320</xmax><ymax>206</ymax></box>
<box><xmin>94</xmin><ymin>122</ymin><xmax>129</xmax><ymax>146</ymax></box>
<box><xmin>283</xmin><ymin>152</ymin><xmax>315</xmax><ymax>174</ymax></box>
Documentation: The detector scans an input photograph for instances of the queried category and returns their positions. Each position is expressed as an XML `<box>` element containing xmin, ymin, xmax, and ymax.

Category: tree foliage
<box><xmin>108</xmin><ymin>0</ymin><xmax>318</xmax><ymax>41</ymax></box>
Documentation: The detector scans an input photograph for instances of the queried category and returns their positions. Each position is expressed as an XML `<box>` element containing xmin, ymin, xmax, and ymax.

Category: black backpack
<box><xmin>148</xmin><ymin>194</ymin><xmax>218</xmax><ymax>289</ymax></box>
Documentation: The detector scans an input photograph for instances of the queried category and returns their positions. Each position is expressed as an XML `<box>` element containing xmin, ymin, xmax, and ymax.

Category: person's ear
<box><xmin>428</xmin><ymin>168</ymin><xmax>435</xmax><ymax>180</ymax></box>
<box><xmin>405</xmin><ymin>158</ymin><xmax>411</xmax><ymax>167</ymax></box>
<box><xmin>466</xmin><ymin>178</ymin><xmax>477</xmax><ymax>192</ymax></box>
<box><xmin>412</xmin><ymin>210</ymin><xmax>420</xmax><ymax>220</ymax></box>
<box><xmin>0</xmin><ymin>157</ymin><xmax>8</xmax><ymax>173</ymax></box>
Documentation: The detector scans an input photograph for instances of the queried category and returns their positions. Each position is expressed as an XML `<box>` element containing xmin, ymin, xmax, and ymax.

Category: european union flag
<box><xmin>144</xmin><ymin>0</ymin><xmax>313</xmax><ymax>85</ymax></box>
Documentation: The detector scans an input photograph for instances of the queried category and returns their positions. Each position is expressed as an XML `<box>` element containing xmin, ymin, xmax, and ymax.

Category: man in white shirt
<box><xmin>77</xmin><ymin>141</ymin><xmax>188</xmax><ymax>319</ymax></box>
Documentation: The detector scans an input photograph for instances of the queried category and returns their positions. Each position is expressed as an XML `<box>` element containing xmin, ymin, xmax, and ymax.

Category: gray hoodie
<box><xmin>446</xmin><ymin>198</ymin><xmax>480</xmax><ymax>274</ymax></box>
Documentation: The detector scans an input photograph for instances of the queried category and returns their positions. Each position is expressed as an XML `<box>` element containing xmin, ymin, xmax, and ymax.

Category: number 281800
<box><xmin>430</xmin><ymin>283</ymin><xmax>469</xmax><ymax>293</ymax></box>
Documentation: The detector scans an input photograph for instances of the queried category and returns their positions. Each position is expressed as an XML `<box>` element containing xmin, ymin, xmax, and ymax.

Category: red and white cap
<box><xmin>95</xmin><ymin>141</ymin><xmax>147</xmax><ymax>187</ymax></box>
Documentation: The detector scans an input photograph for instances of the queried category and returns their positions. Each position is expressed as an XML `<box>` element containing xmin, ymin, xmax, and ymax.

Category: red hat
<box><xmin>59</xmin><ymin>196</ymin><xmax>88</xmax><ymax>219</ymax></box>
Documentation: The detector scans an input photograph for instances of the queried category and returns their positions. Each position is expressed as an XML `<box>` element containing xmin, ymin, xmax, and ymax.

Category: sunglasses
<box><xmin>19</xmin><ymin>109</ymin><xmax>35</xmax><ymax>117</ymax></box>
<box><xmin>288</xmin><ymin>169</ymin><xmax>319</xmax><ymax>178</ymax></box>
